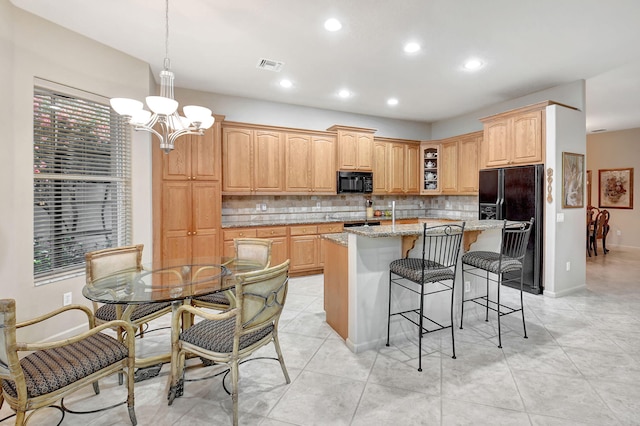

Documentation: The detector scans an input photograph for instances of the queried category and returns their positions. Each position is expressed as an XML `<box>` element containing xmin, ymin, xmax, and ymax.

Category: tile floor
<box><xmin>2</xmin><ymin>246</ymin><xmax>639</xmax><ymax>425</ymax></box>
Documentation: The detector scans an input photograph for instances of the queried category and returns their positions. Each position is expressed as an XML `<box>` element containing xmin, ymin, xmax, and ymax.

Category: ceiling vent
<box><xmin>256</xmin><ymin>58</ymin><xmax>284</xmax><ymax>72</ymax></box>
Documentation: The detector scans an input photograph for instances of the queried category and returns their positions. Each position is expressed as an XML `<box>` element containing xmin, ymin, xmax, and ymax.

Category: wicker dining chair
<box><xmin>85</xmin><ymin>245</ymin><xmax>172</xmax><ymax>339</ymax></box>
<box><xmin>167</xmin><ymin>260</ymin><xmax>290</xmax><ymax>426</ymax></box>
<box><xmin>192</xmin><ymin>238</ymin><xmax>273</xmax><ymax>311</ymax></box>
<box><xmin>0</xmin><ymin>299</ymin><xmax>137</xmax><ymax>425</ymax></box>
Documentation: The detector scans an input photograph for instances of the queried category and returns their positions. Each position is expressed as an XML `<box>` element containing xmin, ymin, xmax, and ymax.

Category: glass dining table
<box><xmin>82</xmin><ymin>257</ymin><xmax>264</xmax><ymax>380</ymax></box>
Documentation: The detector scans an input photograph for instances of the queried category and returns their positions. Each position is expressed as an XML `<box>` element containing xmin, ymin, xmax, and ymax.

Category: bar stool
<box><xmin>460</xmin><ymin>219</ymin><xmax>534</xmax><ymax>348</ymax></box>
<box><xmin>386</xmin><ymin>222</ymin><xmax>465</xmax><ymax>372</ymax></box>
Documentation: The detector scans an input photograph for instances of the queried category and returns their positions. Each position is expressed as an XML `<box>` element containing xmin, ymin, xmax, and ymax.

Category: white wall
<box><xmin>587</xmin><ymin>128</ymin><xmax>640</xmax><ymax>248</ymax></box>
<box><xmin>174</xmin><ymin>87</ymin><xmax>432</xmax><ymax>140</ymax></box>
<box><xmin>1</xmin><ymin>2</ymin><xmax>153</xmax><ymax>340</ymax></box>
<box><xmin>544</xmin><ymin>105</ymin><xmax>588</xmax><ymax>296</ymax></box>
<box><xmin>431</xmin><ymin>80</ymin><xmax>586</xmax><ymax>139</ymax></box>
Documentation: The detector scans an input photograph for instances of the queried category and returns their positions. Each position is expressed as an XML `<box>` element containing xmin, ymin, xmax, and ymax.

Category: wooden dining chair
<box><xmin>192</xmin><ymin>238</ymin><xmax>272</xmax><ymax>311</ymax></box>
<box><xmin>167</xmin><ymin>260</ymin><xmax>291</xmax><ymax>426</ymax></box>
<box><xmin>589</xmin><ymin>210</ymin><xmax>610</xmax><ymax>255</ymax></box>
<box><xmin>85</xmin><ymin>245</ymin><xmax>172</xmax><ymax>339</ymax></box>
<box><xmin>0</xmin><ymin>299</ymin><xmax>137</xmax><ymax>425</ymax></box>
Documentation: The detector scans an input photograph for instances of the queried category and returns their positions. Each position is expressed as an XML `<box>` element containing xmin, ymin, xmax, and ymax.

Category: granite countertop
<box><xmin>221</xmin><ymin>215</ymin><xmax>423</xmax><ymax>229</ymax></box>
<box><xmin>320</xmin><ymin>233</ymin><xmax>348</xmax><ymax>247</ymax></box>
<box><xmin>343</xmin><ymin>219</ymin><xmax>506</xmax><ymax>237</ymax></box>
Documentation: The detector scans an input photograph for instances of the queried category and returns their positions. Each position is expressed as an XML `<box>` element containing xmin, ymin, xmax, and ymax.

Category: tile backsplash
<box><xmin>222</xmin><ymin>194</ymin><xmax>478</xmax><ymax>225</ymax></box>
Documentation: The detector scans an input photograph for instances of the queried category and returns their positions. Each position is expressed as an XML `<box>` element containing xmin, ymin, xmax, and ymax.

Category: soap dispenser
<box><xmin>366</xmin><ymin>198</ymin><xmax>374</xmax><ymax>219</ymax></box>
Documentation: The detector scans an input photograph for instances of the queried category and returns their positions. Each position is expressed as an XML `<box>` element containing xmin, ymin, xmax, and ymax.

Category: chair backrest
<box><xmin>501</xmin><ymin>219</ymin><xmax>534</xmax><ymax>261</ymax></box>
<box><xmin>85</xmin><ymin>244</ymin><xmax>144</xmax><ymax>283</ymax></box>
<box><xmin>420</xmin><ymin>222</ymin><xmax>465</xmax><ymax>270</ymax></box>
<box><xmin>234</xmin><ymin>238</ymin><xmax>272</xmax><ymax>268</ymax></box>
<box><xmin>594</xmin><ymin>210</ymin><xmax>610</xmax><ymax>239</ymax></box>
<box><xmin>234</xmin><ymin>260</ymin><xmax>289</xmax><ymax>334</ymax></box>
<box><xmin>0</xmin><ymin>299</ymin><xmax>20</xmax><ymax>385</ymax></box>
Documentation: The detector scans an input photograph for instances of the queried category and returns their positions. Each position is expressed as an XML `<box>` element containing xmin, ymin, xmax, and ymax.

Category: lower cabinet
<box><xmin>323</xmin><ymin>238</ymin><xmax>348</xmax><ymax>339</ymax></box>
<box><xmin>222</xmin><ymin>222</ymin><xmax>343</xmax><ymax>275</ymax></box>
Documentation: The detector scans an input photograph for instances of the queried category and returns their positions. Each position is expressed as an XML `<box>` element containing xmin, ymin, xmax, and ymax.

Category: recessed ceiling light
<box><xmin>403</xmin><ymin>42</ymin><xmax>421</xmax><ymax>54</ymax></box>
<box><xmin>463</xmin><ymin>58</ymin><xmax>484</xmax><ymax>71</ymax></box>
<box><xmin>387</xmin><ymin>98</ymin><xmax>399</xmax><ymax>106</ymax></box>
<box><xmin>279</xmin><ymin>79</ymin><xmax>293</xmax><ymax>88</ymax></box>
<box><xmin>324</xmin><ymin>18</ymin><xmax>342</xmax><ymax>32</ymax></box>
<box><xmin>338</xmin><ymin>89</ymin><xmax>351</xmax><ymax>98</ymax></box>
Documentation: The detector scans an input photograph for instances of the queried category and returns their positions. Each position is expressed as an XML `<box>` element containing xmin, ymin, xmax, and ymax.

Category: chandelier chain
<box><xmin>164</xmin><ymin>0</ymin><xmax>170</xmax><ymax>70</ymax></box>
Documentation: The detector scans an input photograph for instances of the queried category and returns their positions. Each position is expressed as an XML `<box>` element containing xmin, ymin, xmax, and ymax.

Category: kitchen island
<box><xmin>323</xmin><ymin>219</ymin><xmax>507</xmax><ymax>353</ymax></box>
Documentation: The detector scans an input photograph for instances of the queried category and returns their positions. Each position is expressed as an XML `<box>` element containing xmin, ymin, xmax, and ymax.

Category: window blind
<box><xmin>33</xmin><ymin>83</ymin><xmax>132</xmax><ymax>283</ymax></box>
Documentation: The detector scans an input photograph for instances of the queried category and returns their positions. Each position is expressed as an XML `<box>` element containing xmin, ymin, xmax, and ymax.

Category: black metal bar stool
<box><xmin>386</xmin><ymin>222</ymin><xmax>465</xmax><ymax>372</ymax></box>
<box><xmin>460</xmin><ymin>218</ymin><xmax>534</xmax><ymax>348</ymax></box>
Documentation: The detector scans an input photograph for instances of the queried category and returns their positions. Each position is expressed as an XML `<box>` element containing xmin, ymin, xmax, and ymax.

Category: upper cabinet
<box><xmin>162</xmin><ymin>127</ymin><xmax>219</xmax><ymax>181</ymax></box>
<box><xmin>222</xmin><ymin>125</ymin><xmax>285</xmax><ymax>193</ymax></box>
<box><xmin>420</xmin><ymin>142</ymin><xmax>440</xmax><ymax>194</ymax></box>
<box><xmin>480</xmin><ymin>101</ymin><xmax>557</xmax><ymax>169</ymax></box>
<box><xmin>373</xmin><ymin>137</ymin><xmax>420</xmax><ymax>194</ymax></box>
<box><xmin>438</xmin><ymin>131</ymin><xmax>483</xmax><ymax>195</ymax></box>
<box><xmin>285</xmin><ymin>133</ymin><xmax>336</xmax><ymax>194</ymax></box>
<box><xmin>328</xmin><ymin>125</ymin><xmax>375</xmax><ymax>171</ymax></box>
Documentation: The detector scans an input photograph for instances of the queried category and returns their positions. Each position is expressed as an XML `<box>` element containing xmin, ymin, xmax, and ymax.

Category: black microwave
<box><xmin>337</xmin><ymin>171</ymin><xmax>373</xmax><ymax>194</ymax></box>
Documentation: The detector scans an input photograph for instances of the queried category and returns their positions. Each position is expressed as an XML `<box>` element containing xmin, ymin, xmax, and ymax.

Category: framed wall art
<box><xmin>599</xmin><ymin>168</ymin><xmax>634</xmax><ymax>209</ymax></box>
<box><xmin>561</xmin><ymin>152</ymin><xmax>584</xmax><ymax>208</ymax></box>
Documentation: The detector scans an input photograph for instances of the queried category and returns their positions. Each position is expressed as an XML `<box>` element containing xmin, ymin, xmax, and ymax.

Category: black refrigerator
<box><xmin>478</xmin><ymin>164</ymin><xmax>544</xmax><ymax>294</ymax></box>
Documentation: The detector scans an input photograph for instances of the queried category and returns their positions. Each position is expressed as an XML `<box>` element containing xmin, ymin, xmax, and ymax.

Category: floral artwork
<box><xmin>562</xmin><ymin>152</ymin><xmax>584</xmax><ymax>208</ymax></box>
<box><xmin>599</xmin><ymin>168</ymin><xmax>634</xmax><ymax>209</ymax></box>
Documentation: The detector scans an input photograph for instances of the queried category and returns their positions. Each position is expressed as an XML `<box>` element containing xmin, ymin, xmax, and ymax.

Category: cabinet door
<box><xmin>483</xmin><ymin>119</ymin><xmax>510</xmax><ymax>168</ymax></box>
<box><xmin>254</xmin><ymin>130</ymin><xmax>284</xmax><ymax>192</ymax></box>
<box><xmin>440</xmin><ymin>140</ymin><xmax>458</xmax><ymax>193</ymax></box>
<box><xmin>356</xmin><ymin>133</ymin><xmax>373</xmax><ymax>170</ymax></box>
<box><xmin>269</xmin><ymin>237</ymin><xmax>288</xmax><ymax>267</ymax></box>
<box><xmin>311</xmin><ymin>135</ymin><xmax>336</xmax><ymax>193</ymax></box>
<box><xmin>162</xmin><ymin>135</ymin><xmax>191</xmax><ymax>180</ymax></box>
<box><xmin>337</xmin><ymin>131</ymin><xmax>358</xmax><ymax>170</ymax></box>
<box><xmin>161</xmin><ymin>182</ymin><xmax>192</xmax><ymax>260</ymax></box>
<box><xmin>458</xmin><ymin>134</ymin><xmax>481</xmax><ymax>193</ymax></box>
<box><xmin>511</xmin><ymin>110</ymin><xmax>543</xmax><ymax>165</ymax></box>
<box><xmin>222</xmin><ymin>127</ymin><xmax>253</xmax><ymax>192</ymax></box>
<box><xmin>421</xmin><ymin>143</ymin><xmax>440</xmax><ymax>194</ymax></box>
<box><xmin>373</xmin><ymin>141</ymin><xmax>388</xmax><ymax>193</ymax></box>
<box><xmin>405</xmin><ymin>144</ymin><xmax>420</xmax><ymax>193</ymax></box>
<box><xmin>290</xmin><ymin>235</ymin><xmax>318</xmax><ymax>271</ymax></box>
<box><xmin>191</xmin><ymin>182</ymin><xmax>220</xmax><ymax>258</ymax></box>
<box><xmin>285</xmin><ymin>133</ymin><xmax>312</xmax><ymax>192</ymax></box>
<box><xmin>389</xmin><ymin>143</ymin><xmax>405</xmax><ymax>193</ymax></box>
<box><xmin>192</xmin><ymin>127</ymin><xmax>219</xmax><ymax>180</ymax></box>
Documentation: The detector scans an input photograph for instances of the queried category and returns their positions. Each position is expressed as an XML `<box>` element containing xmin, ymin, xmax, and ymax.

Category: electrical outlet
<box><xmin>316</xmin><ymin>201</ymin><xmax>321</xmax><ymax>208</ymax></box>
<box><xmin>616</xmin><ymin>230</ymin><xmax>621</xmax><ymax>236</ymax></box>
<box><xmin>566</xmin><ymin>261</ymin><xmax>571</xmax><ymax>271</ymax></box>
<box><xmin>464</xmin><ymin>281</ymin><xmax>471</xmax><ymax>292</ymax></box>
<box><xmin>63</xmin><ymin>292</ymin><xmax>72</xmax><ymax>306</ymax></box>
<box><xmin>256</xmin><ymin>203</ymin><xmax>261</xmax><ymax>211</ymax></box>
<box><xmin>260</xmin><ymin>203</ymin><xmax>267</xmax><ymax>211</ymax></box>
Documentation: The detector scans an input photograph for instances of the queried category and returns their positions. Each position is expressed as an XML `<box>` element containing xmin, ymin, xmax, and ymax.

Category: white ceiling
<box><xmin>11</xmin><ymin>0</ymin><xmax>640</xmax><ymax>133</ymax></box>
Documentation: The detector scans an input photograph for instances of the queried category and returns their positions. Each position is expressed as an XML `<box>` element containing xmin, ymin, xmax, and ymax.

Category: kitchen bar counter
<box><xmin>221</xmin><ymin>215</ymin><xmax>428</xmax><ymax>228</ymax></box>
<box><xmin>329</xmin><ymin>219</ymin><xmax>507</xmax><ymax>353</ymax></box>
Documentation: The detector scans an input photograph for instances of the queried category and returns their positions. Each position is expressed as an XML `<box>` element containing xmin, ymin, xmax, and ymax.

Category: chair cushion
<box><xmin>180</xmin><ymin>317</ymin><xmax>273</xmax><ymax>353</ymax></box>
<box><xmin>1</xmin><ymin>333</ymin><xmax>128</xmax><ymax>399</ymax></box>
<box><xmin>95</xmin><ymin>302</ymin><xmax>171</xmax><ymax>322</ymax></box>
<box><xmin>462</xmin><ymin>251</ymin><xmax>522</xmax><ymax>274</ymax></box>
<box><xmin>390</xmin><ymin>258</ymin><xmax>455</xmax><ymax>284</ymax></box>
<box><xmin>194</xmin><ymin>292</ymin><xmax>230</xmax><ymax>307</ymax></box>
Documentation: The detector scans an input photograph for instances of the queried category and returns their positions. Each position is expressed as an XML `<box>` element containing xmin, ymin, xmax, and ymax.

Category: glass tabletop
<box><xmin>82</xmin><ymin>257</ymin><xmax>264</xmax><ymax>304</ymax></box>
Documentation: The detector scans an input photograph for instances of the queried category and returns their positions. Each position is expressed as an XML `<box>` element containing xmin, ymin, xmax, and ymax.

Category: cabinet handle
<box><xmin>187</xmin><ymin>231</ymin><xmax>192</xmax><ymax>236</ymax></box>
<box><xmin>193</xmin><ymin>231</ymin><xmax>197</xmax><ymax>235</ymax></box>
<box><xmin>192</xmin><ymin>176</ymin><xmax>196</xmax><ymax>180</ymax></box>
<box><xmin>187</xmin><ymin>176</ymin><xmax>192</xmax><ymax>180</ymax></box>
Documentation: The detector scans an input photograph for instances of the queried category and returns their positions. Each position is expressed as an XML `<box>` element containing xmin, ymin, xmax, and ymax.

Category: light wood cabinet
<box><xmin>420</xmin><ymin>142</ymin><xmax>440</xmax><ymax>194</ymax></box>
<box><xmin>256</xmin><ymin>226</ymin><xmax>288</xmax><ymax>266</ymax></box>
<box><xmin>222</xmin><ymin>126</ymin><xmax>284</xmax><ymax>193</ymax></box>
<box><xmin>153</xmin><ymin>122</ymin><xmax>223</xmax><ymax>264</ymax></box>
<box><xmin>480</xmin><ymin>101</ymin><xmax>552</xmax><ymax>169</ymax></box>
<box><xmin>289</xmin><ymin>223</ymin><xmax>343</xmax><ymax>273</ymax></box>
<box><xmin>323</xmin><ymin>239</ymin><xmax>348</xmax><ymax>339</ymax></box>
<box><xmin>439</xmin><ymin>132</ymin><xmax>482</xmax><ymax>195</ymax></box>
<box><xmin>373</xmin><ymin>138</ymin><xmax>420</xmax><ymax>194</ymax></box>
<box><xmin>328</xmin><ymin>125</ymin><xmax>375</xmax><ymax>171</ymax></box>
<box><xmin>285</xmin><ymin>133</ymin><xmax>336</xmax><ymax>193</ymax></box>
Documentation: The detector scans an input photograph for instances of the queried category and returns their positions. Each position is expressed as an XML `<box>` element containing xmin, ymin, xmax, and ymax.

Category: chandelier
<box><xmin>110</xmin><ymin>0</ymin><xmax>214</xmax><ymax>153</ymax></box>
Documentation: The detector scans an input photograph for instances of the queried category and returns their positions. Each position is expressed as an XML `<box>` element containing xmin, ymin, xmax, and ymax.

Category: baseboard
<box><xmin>543</xmin><ymin>283</ymin><xmax>586</xmax><ymax>298</ymax></box>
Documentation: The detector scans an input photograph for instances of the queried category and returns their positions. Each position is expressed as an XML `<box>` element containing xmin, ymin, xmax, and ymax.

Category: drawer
<box><xmin>223</xmin><ymin>228</ymin><xmax>257</xmax><ymax>241</ymax></box>
<box><xmin>318</xmin><ymin>223</ymin><xmax>344</xmax><ymax>234</ymax></box>
<box><xmin>290</xmin><ymin>225</ymin><xmax>318</xmax><ymax>236</ymax></box>
<box><xmin>256</xmin><ymin>226</ymin><xmax>288</xmax><ymax>238</ymax></box>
